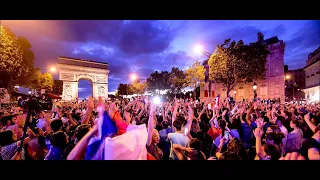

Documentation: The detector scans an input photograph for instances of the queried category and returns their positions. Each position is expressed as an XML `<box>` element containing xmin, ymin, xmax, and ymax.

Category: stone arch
<box><xmin>57</xmin><ymin>56</ymin><xmax>109</xmax><ymax>101</ymax></box>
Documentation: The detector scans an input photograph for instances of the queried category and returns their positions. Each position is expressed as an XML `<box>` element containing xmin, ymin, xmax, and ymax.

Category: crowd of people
<box><xmin>0</xmin><ymin>95</ymin><xmax>319</xmax><ymax>160</ymax></box>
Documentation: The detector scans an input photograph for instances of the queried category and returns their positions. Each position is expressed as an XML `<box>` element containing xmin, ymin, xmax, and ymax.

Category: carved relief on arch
<box><xmin>98</xmin><ymin>86</ymin><xmax>105</xmax><ymax>97</ymax></box>
<box><xmin>96</xmin><ymin>76</ymin><xmax>107</xmax><ymax>83</ymax></box>
<box><xmin>61</xmin><ymin>73</ymin><xmax>75</xmax><ymax>81</ymax></box>
<box><xmin>63</xmin><ymin>84</ymin><xmax>72</xmax><ymax>97</ymax></box>
<box><xmin>76</xmin><ymin>74</ymin><xmax>95</xmax><ymax>82</ymax></box>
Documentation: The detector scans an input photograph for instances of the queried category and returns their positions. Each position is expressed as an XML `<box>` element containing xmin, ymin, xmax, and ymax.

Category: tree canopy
<box><xmin>129</xmin><ymin>82</ymin><xmax>147</xmax><ymax>95</ymax></box>
<box><xmin>0</xmin><ymin>25</ymin><xmax>50</xmax><ymax>93</ymax></box>
<box><xmin>208</xmin><ymin>38</ymin><xmax>270</xmax><ymax>96</ymax></box>
<box><xmin>146</xmin><ymin>71</ymin><xmax>170</xmax><ymax>91</ymax></box>
<box><xmin>117</xmin><ymin>83</ymin><xmax>131</xmax><ymax>96</ymax></box>
<box><xmin>168</xmin><ymin>67</ymin><xmax>186</xmax><ymax>94</ymax></box>
<box><xmin>185</xmin><ymin>61</ymin><xmax>205</xmax><ymax>88</ymax></box>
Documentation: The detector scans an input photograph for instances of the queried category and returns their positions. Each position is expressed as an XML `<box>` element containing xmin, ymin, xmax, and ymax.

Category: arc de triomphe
<box><xmin>57</xmin><ymin>56</ymin><xmax>109</xmax><ymax>101</ymax></box>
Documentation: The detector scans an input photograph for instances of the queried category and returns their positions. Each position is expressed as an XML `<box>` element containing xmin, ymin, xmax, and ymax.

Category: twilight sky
<box><xmin>2</xmin><ymin>20</ymin><xmax>319</xmax><ymax>98</ymax></box>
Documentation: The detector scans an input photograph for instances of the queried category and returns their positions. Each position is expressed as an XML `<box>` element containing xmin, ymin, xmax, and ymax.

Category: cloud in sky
<box><xmin>2</xmin><ymin>20</ymin><xmax>319</xmax><ymax>98</ymax></box>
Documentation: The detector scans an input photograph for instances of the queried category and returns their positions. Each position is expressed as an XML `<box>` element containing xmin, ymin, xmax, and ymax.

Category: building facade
<box><xmin>200</xmin><ymin>32</ymin><xmax>286</xmax><ymax>102</ymax></box>
<box><xmin>285</xmin><ymin>68</ymin><xmax>305</xmax><ymax>102</ymax></box>
<box><xmin>304</xmin><ymin>47</ymin><xmax>320</xmax><ymax>103</ymax></box>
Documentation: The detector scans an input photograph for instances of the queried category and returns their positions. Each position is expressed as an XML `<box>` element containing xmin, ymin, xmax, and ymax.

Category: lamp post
<box><xmin>253</xmin><ymin>82</ymin><xmax>257</xmax><ymax>100</ymax></box>
<box><xmin>285</xmin><ymin>74</ymin><xmax>296</xmax><ymax>102</ymax></box>
<box><xmin>193</xmin><ymin>44</ymin><xmax>214</xmax><ymax>102</ymax></box>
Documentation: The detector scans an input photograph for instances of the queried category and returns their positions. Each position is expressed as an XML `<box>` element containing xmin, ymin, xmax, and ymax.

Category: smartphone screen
<box><xmin>224</xmin><ymin>131</ymin><xmax>229</xmax><ymax>139</ymax></box>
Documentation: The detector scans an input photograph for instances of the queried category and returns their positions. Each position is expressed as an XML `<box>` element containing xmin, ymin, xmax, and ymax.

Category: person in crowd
<box><xmin>1</xmin><ymin>93</ymin><xmax>319</xmax><ymax>161</ymax></box>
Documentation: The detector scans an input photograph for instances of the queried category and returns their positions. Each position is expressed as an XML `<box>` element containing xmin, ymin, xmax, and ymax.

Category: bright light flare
<box><xmin>285</xmin><ymin>75</ymin><xmax>291</xmax><ymax>79</ymax></box>
<box><xmin>50</xmin><ymin>66</ymin><xmax>56</xmax><ymax>72</ymax></box>
<box><xmin>193</xmin><ymin>44</ymin><xmax>203</xmax><ymax>55</ymax></box>
<box><xmin>152</xmin><ymin>96</ymin><xmax>161</xmax><ymax>105</ymax></box>
<box><xmin>130</xmin><ymin>74</ymin><xmax>137</xmax><ymax>81</ymax></box>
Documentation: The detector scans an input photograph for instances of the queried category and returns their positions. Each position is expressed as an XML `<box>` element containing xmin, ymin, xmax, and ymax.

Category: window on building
<box><xmin>260</xmin><ymin>84</ymin><xmax>267</xmax><ymax>96</ymax></box>
<box><xmin>238</xmin><ymin>87</ymin><xmax>244</xmax><ymax>97</ymax></box>
<box><xmin>204</xmin><ymin>90</ymin><xmax>208</xmax><ymax>97</ymax></box>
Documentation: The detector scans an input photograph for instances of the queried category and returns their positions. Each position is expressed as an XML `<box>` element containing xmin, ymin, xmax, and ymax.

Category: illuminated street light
<box><xmin>253</xmin><ymin>83</ymin><xmax>257</xmax><ymax>91</ymax></box>
<box><xmin>28</xmin><ymin>90</ymin><xmax>31</xmax><ymax>95</ymax></box>
<box><xmin>194</xmin><ymin>44</ymin><xmax>204</xmax><ymax>55</ymax></box>
<box><xmin>253</xmin><ymin>82</ymin><xmax>257</xmax><ymax>99</ymax></box>
<box><xmin>285</xmin><ymin>75</ymin><xmax>291</xmax><ymax>79</ymax></box>
<box><xmin>50</xmin><ymin>66</ymin><xmax>57</xmax><ymax>72</ymax></box>
<box><xmin>130</xmin><ymin>74</ymin><xmax>137</xmax><ymax>81</ymax></box>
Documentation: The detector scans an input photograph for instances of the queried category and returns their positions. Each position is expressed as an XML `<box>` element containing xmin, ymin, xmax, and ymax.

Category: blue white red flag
<box><xmin>84</xmin><ymin>112</ymin><xmax>118</xmax><ymax>160</ymax></box>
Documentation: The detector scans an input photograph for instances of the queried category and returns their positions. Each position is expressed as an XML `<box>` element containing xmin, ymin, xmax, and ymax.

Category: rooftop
<box><xmin>261</xmin><ymin>36</ymin><xmax>280</xmax><ymax>46</ymax></box>
<box><xmin>57</xmin><ymin>56</ymin><xmax>108</xmax><ymax>70</ymax></box>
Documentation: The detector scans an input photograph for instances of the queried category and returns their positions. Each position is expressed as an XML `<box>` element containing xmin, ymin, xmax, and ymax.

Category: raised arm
<box><xmin>81</xmin><ymin>96</ymin><xmax>94</xmax><ymax>124</ymax></box>
<box><xmin>304</xmin><ymin>113</ymin><xmax>316</xmax><ymax>133</ymax></box>
<box><xmin>147</xmin><ymin>104</ymin><xmax>156</xmax><ymax>146</ymax></box>
<box><xmin>171</xmin><ymin>98</ymin><xmax>179</xmax><ymax>127</ymax></box>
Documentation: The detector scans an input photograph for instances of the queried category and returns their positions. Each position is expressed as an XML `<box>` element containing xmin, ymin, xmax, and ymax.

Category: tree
<box><xmin>42</xmin><ymin>72</ymin><xmax>54</xmax><ymax>91</ymax></box>
<box><xmin>0</xmin><ymin>26</ymin><xmax>36</xmax><ymax>94</ymax></box>
<box><xmin>0</xmin><ymin>26</ymin><xmax>23</xmax><ymax>92</ymax></box>
<box><xmin>117</xmin><ymin>83</ymin><xmax>131</xmax><ymax>96</ymax></box>
<box><xmin>185</xmin><ymin>61</ymin><xmax>205</xmax><ymax>97</ymax></box>
<box><xmin>16</xmin><ymin>37</ymin><xmax>36</xmax><ymax>87</ymax></box>
<box><xmin>208</xmin><ymin>38</ymin><xmax>269</xmax><ymax>96</ymax></box>
<box><xmin>168</xmin><ymin>67</ymin><xmax>186</xmax><ymax>94</ymax></box>
<box><xmin>29</xmin><ymin>69</ymin><xmax>43</xmax><ymax>90</ymax></box>
<box><xmin>52</xmin><ymin>80</ymin><xmax>63</xmax><ymax>95</ymax></box>
<box><xmin>129</xmin><ymin>82</ymin><xmax>147</xmax><ymax>95</ymax></box>
<box><xmin>146</xmin><ymin>71</ymin><xmax>170</xmax><ymax>92</ymax></box>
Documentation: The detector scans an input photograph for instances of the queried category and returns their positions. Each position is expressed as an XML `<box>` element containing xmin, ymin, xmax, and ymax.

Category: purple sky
<box><xmin>2</xmin><ymin>20</ymin><xmax>319</xmax><ymax>98</ymax></box>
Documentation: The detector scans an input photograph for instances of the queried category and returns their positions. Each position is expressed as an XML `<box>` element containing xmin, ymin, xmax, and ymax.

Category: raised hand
<box><xmin>87</xmin><ymin>96</ymin><xmax>94</xmax><ymax>109</ymax></box>
<box><xmin>97</xmin><ymin>96</ymin><xmax>106</xmax><ymax>115</ymax></box>
<box><xmin>256</xmin><ymin>117</ymin><xmax>266</xmax><ymax>128</ymax></box>
<box><xmin>253</xmin><ymin>127</ymin><xmax>263</xmax><ymax>138</ymax></box>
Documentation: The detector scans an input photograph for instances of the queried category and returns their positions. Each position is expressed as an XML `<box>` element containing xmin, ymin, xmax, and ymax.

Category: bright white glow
<box><xmin>50</xmin><ymin>67</ymin><xmax>56</xmax><ymax>72</ymax></box>
<box><xmin>253</xmin><ymin>85</ymin><xmax>257</xmax><ymax>90</ymax></box>
<box><xmin>28</xmin><ymin>91</ymin><xmax>31</xmax><ymax>95</ymax></box>
<box><xmin>193</xmin><ymin>44</ymin><xmax>203</xmax><ymax>55</ymax></box>
<box><xmin>152</xmin><ymin>96</ymin><xmax>161</xmax><ymax>105</ymax></box>
<box><xmin>285</xmin><ymin>75</ymin><xmax>291</xmax><ymax>79</ymax></box>
<box><xmin>130</xmin><ymin>74</ymin><xmax>137</xmax><ymax>81</ymax></box>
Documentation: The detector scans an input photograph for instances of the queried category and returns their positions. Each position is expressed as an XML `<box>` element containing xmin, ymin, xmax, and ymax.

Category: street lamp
<box><xmin>285</xmin><ymin>75</ymin><xmax>291</xmax><ymax>80</ymax></box>
<box><xmin>253</xmin><ymin>82</ymin><xmax>257</xmax><ymax>99</ymax></box>
<box><xmin>130</xmin><ymin>74</ymin><xmax>137</xmax><ymax>82</ymax></box>
<box><xmin>193</xmin><ymin>44</ymin><xmax>212</xmax><ymax>57</ymax></box>
<box><xmin>28</xmin><ymin>90</ymin><xmax>32</xmax><ymax>95</ymax></box>
<box><xmin>49</xmin><ymin>66</ymin><xmax>57</xmax><ymax>72</ymax></box>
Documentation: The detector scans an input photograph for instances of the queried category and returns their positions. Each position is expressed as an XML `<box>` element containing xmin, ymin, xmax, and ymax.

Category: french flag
<box><xmin>215</xmin><ymin>94</ymin><xmax>221</xmax><ymax>108</ymax></box>
<box><xmin>84</xmin><ymin>111</ymin><xmax>148</xmax><ymax>160</ymax></box>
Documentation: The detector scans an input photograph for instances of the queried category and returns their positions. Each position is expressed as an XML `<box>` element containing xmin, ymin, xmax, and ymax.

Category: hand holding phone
<box><xmin>223</xmin><ymin>131</ymin><xmax>229</xmax><ymax>140</ymax></box>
